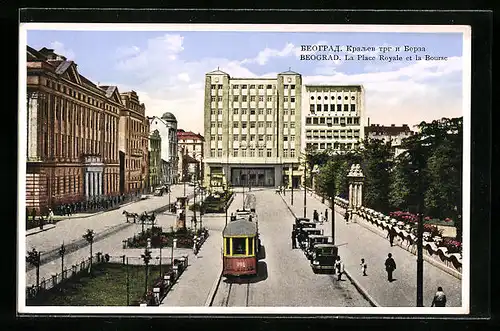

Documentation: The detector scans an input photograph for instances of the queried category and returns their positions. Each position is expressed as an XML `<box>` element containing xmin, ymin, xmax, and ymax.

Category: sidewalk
<box><xmin>280</xmin><ymin>189</ymin><xmax>462</xmax><ymax>307</ymax></box>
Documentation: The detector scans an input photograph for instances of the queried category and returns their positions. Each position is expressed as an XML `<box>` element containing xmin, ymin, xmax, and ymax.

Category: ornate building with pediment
<box><xmin>25</xmin><ymin>46</ymin><xmax>121</xmax><ymax>213</ymax></box>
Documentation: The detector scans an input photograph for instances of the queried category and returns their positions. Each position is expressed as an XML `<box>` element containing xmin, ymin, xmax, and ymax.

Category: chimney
<box><xmin>367</xmin><ymin>117</ymin><xmax>370</xmax><ymax>126</ymax></box>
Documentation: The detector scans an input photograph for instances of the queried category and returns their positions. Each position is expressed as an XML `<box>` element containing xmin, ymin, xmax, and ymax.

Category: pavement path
<box><xmin>281</xmin><ymin>189</ymin><xmax>462</xmax><ymax>307</ymax></box>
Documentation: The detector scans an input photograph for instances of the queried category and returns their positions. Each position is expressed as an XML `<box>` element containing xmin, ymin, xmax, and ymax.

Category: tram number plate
<box><xmin>236</xmin><ymin>261</ymin><xmax>245</xmax><ymax>268</ymax></box>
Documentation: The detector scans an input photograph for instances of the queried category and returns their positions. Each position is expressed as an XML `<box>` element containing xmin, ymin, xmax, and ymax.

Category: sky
<box><xmin>26</xmin><ymin>28</ymin><xmax>466</xmax><ymax>134</ymax></box>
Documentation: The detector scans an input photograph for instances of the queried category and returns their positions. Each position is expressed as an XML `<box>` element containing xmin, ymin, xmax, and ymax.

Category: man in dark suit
<box><xmin>385</xmin><ymin>253</ymin><xmax>396</xmax><ymax>282</ymax></box>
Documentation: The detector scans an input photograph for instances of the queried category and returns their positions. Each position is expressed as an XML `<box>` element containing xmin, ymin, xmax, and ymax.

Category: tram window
<box><xmin>232</xmin><ymin>238</ymin><xmax>246</xmax><ymax>255</ymax></box>
<box><xmin>225</xmin><ymin>238</ymin><xmax>230</xmax><ymax>255</ymax></box>
<box><xmin>250</xmin><ymin>238</ymin><xmax>255</xmax><ymax>255</ymax></box>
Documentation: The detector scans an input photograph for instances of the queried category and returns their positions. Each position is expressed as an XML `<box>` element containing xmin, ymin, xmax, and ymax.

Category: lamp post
<box><xmin>82</xmin><ymin>229</ymin><xmax>95</xmax><ymax>275</ymax></box>
<box><xmin>141</xmin><ymin>246</ymin><xmax>152</xmax><ymax>297</ymax></box>
<box><xmin>291</xmin><ymin>163</ymin><xmax>294</xmax><ymax>206</ymax></box>
<box><xmin>303</xmin><ymin>161</ymin><xmax>307</xmax><ymax>218</ymax></box>
<box><xmin>59</xmin><ymin>243</ymin><xmax>66</xmax><ymax>278</ymax></box>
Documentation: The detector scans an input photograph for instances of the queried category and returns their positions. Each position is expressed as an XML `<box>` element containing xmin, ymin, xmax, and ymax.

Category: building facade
<box><xmin>365</xmin><ymin>123</ymin><xmax>415</xmax><ymax>156</ymax></box>
<box><xmin>118</xmin><ymin>91</ymin><xmax>149</xmax><ymax>194</ymax></box>
<box><xmin>304</xmin><ymin>85</ymin><xmax>365</xmax><ymax>153</ymax></box>
<box><xmin>203</xmin><ymin>69</ymin><xmax>302</xmax><ymax>189</ymax></box>
<box><xmin>177</xmin><ymin>129</ymin><xmax>205</xmax><ymax>183</ymax></box>
<box><xmin>148</xmin><ymin>113</ymin><xmax>179</xmax><ymax>185</ymax></box>
<box><xmin>26</xmin><ymin>46</ymin><xmax>120</xmax><ymax>213</ymax></box>
<box><xmin>148</xmin><ymin>129</ymin><xmax>162</xmax><ymax>189</ymax></box>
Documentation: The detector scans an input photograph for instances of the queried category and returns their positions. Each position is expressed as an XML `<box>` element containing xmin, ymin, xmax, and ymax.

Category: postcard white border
<box><xmin>18</xmin><ymin>23</ymin><xmax>472</xmax><ymax>316</ymax></box>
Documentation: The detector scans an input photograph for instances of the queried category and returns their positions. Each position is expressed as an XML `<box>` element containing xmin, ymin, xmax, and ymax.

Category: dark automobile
<box><xmin>310</xmin><ymin>244</ymin><xmax>338</xmax><ymax>273</ymax></box>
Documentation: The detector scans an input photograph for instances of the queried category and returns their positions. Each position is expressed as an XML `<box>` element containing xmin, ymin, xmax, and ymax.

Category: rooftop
<box><xmin>365</xmin><ymin>124</ymin><xmax>414</xmax><ymax>135</ymax></box>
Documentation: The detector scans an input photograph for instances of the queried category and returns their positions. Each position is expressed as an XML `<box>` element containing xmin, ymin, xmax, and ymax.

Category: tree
<box><xmin>26</xmin><ymin>248</ymin><xmax>41</xmax><ymax>289</ymax></box>
<box><xmin>82</xmin><ymin>229</ymin><xmax>95</xmax><ymax>275</ymax></box>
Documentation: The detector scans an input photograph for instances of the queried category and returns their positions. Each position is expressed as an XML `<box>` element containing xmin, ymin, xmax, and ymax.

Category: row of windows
<box><xmin>209</xmin><ymin>148</ymin><xmax>296</xmax><ymax>158</ymax></box>
<box><xmin>306</xmin><ymin>129</ymin><xmax>361</xmax><ymax>139</ymax></box>
<box><xmin>310</xmin><ymin>95</ymin><xmax>356</xmax><ymax>101</ymax></box>
<box><xmin>45</xmin><ymin>79</ymin><xmax>119</xmax><ymax>113</ymax></box>
<box><xmin>231</xmin><ymin>84</ymin><xmax>276</xmax><ymax>90</ymax></box>
<box><xmin>210</xmin><ymin>134</ymin><xmax>296</xmax><ymax>142</ymax></box>
<box><xmin>306</xmin><ymin>142</ymin><xmax>359</xmax><ymax>150</ymax></box>
<box><xmin>126</xmin><ymin>158</ymin><xmax>143</xmax><ymax>170</ymax></box>
<box><xmin>211</xmin><ymin>95</ymin><xmax>297</xmax><ymax>103</ymax></box>
<box><xmin>306</xmin><ymin>116</ymin><xmax>361</xmax><ymax>125</ymax></box>
<box><xmin>310</xmin><ymin>104</ymin><xmax>356</xmax><ymax>112</ymax></box>
<box><xmin>210</xmin><ymin>108</ymin><xmax>297</xmax><ymax>116</ymax></box>
<box><xmin>211</xmin><ymin>121</ymin><xmax>295</xmax><ymax>129</ymax></box>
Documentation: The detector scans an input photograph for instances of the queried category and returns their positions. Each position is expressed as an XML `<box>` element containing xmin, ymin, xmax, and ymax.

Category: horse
<box><xmin>122</xmin><ymin>210</ymin><xmax>138</xmax><ymax>223</ymax></box>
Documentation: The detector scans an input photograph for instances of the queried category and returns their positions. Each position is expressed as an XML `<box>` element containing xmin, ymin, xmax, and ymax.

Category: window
<box><xmin>345</xmin><ymin>96</ymin><xmax>349</xmax><ymax>100</ymax></box>
<box><xmin>258</xmin><ymin>135</ymin><xmax>264</xmax><ymax>141</ymax></box>
<box><xmin>320</xmin><ymin>117</ymin><xmax>326</xmax><ymax>124</ymax></box>
<box><xmin>217</xmin><ymin>149</ymin><xmax>223</xmax><ymax>157</ymax></box>
<box><xmin>284</xmin><ymin>109</ymin><xmax>288</xmax><ymax>115</ymax></box>
<box><xmin>353</xmin><ymin>117</ymin><xmax>360</xmax><ymax>125</ymax></box>
<box><xmin>284</xmin><ymin>84</ymin><xmax>289</xmax><ymax>89</ymax></box>
<box><xmin>313</xmin><ymin>118</ymin><xmax>318</xmax><ymax>125</ymax></box>
<box><xmin>320</xmin><ymin>143</ymin><xmax>325</xmax><ymax>149</ymax></box>
<box><xmin>336</xmin><ymin>104</ymin><xmax>341</xmax><ymax>111</ymax></box>
<box><xmin>344</xmin><ymin>104</ymin><xmax>349</xmax><ymax>111</ymax></box>
<box><xmin>267</xmin><ymin>149</ymin><xmax>272</xmax><ymax>157</ymax></box>
<box><xmin>258</xmin><ymin>149</ymin><xmax>264</xmax><ymax>157</ymax></box>
<box><xmin>241</xmin><ymin>149</ymin><xmax>247</xmax><ymax>157</ymax></box>
<box><xmin>218</xmin><ymin>134</ymin><xmax>222</xmax><ymax>140</ymax></box>
<box><xmin>217</xmin><ymin>96</ymin><xmax>223</xmax><ymax>102</ymax></box>
<box><xmin>250</xmin><ymin>84</ymin><xmax>255</xmax><ymax>89</ymax></box>
<box><xmin>211</xmin><ymin>96</ymin><xmax>216</xmax><ymax>102</ymax></box>
<box><xmin>290</xmin><ymin>122</ymin><xmax>295</xmax><ymax>128</ymax></box>
<box><xmin>258</xmin><ymin>122</ymin><xmax>264</xmax><ymax>128</ymax></box>
<box><xmin>267</xmin><ymin>84</ymin><xmax>273</xmax><ymax>89</ymax></box>
<box><xmin>284</xmin><ymin>123</ymin><xmax>288</xmax><ymax>128</ymax></box>
<box><xmin>233</xmin><ymin>122</ymin><xmax>239</xmax><ymax>128</ymax></box>
<box><xmin>290</xmin><ymin>135</ymin><xmax>295</xmax><ymax>141</ymax></box>
<box><xmin>211</xmin><ymin>85</ymin><xmax>216</xmax><ymax>89</ymax></box>
<box><xmin>250</xmin><ymin>109</ymin><xmax>256</xmax><ymax>115</ymax></box>
<box><xmin>250</xmin><ymin>148</ymin><xmax>255</xmax><ymax>157</ymax></box>
<box><xmin>242</xmin><ymin>96</ymin><xmax>248</xmax><ymax>102</ymax></box>
<box><xmin>218</xmin><ymin>84</ymin><xmax>223</xmax><ymax>89</ymax></box>
<box><xmin>241</xmin><ymin>134</ymin><xmax>247</xmax><ymax>141</ymax></box>
<box><xmin>210</xmin><ymin>148</ymin><xmax>215</xmax><ymax>157</ymax></box>
<box><xmin>284</xmin><ymin>136</ymin><xmax>288</xmax><ymax>141</ymax></box>
<box><xmin>242</xmin><ymin>122</ymin><xmax>247</xmax><ymax>128</ymax></box>
<box><xmin>233</xmin><ymin>84</ymin><xmax>239</xmax><ymax>89</ymax></box>
<box><xmin>250</xmin><ymin>96</ymin><xmax>256</xmax><ymax>102</ymax></box>
<box><xmin>258</xmin><ymin>108</ymin><xmax>264</xmax><ymax>115</ymax></box>
<box><xmin>267</xmin><ymin>96</ymin><xmax>272</xmax><ymax>102</ymax></box>
<box><xmin>318</xmin><ymin>96</ymin><xmax>322</xmax><ymax>100</ymax></box>
<box><xmin>211</xmin><ymin>135</ymin><xmax>216</xmax><ymax>141</ymax></box>
<box><xmin>250</xmin><ymin>135</ymin><xmax>255</xmax><ymax>141</ymax></box>
<box><xmin>218</xmin><ymin>109</ymin><xmax>222</xmax><ymax>115</ymax></box>
<box><xmin>290</xmin><ymin>97</ymin><xmax>295</xmax><ymax>102</ymax></box>
<box><xmin>233</xmin><ymin>96</ymin><xmax>239</xmax><ymax>102</ymax></box>
<box><xmin>211</xmin><ymin>122</ymin><xmax>216</xmax><ymax>128</ymax></box>
<box><xmin>290</xmin><ymin>109</ymin><xmax>295</xmax><ymax>115</ymax></box>
<box><xmin>317</xmin><ymin>104</ymin><xmax>322</xmax><ymax>112</ymax></box>
<box><xmin>218</xmin><ymin>122</ymin><xmax>223</xmax><ymax>128</ymax></box>
<box><xmin>324</xmin><ymin>104</ymin><xmax>329</xmax><ymax>111</ymax></box>
<box><xmin>266</xmin><ymin>121</ymin><xmax>272</xmax><ymax>128</ymax></box>
<box><xmin>266</xmin><ymin>135</ymin><xmax>272</xmax><ymax>141</ymax></box>
<box><xmin>233</xmin><ymin>134</ymin><xmax>239</xmax><ymax>141</ymax></box>
<box><xmin>233</xmin><ymin>149</ymin><xmax>238</xmax><ymax>157</ymax></box>
<box><xmin>290</xmin><ymin>149</ymin><xmax>296</xmax><ymax>157</ymax></box>
<box><xmin>284</xmin><ymin>96</ymin><xmax>289</xmax><ymax>102</ymax></box>
<box><xmin>283</xmin><ymin>149</ymin><xmax>288</xmax><ymax>157</ymax></box>
<box><xmin>241</xmin><ymin>85</ymin><xmax>248</xmax><ymax>89</ymax></box>
<box><xmin>241</xmin><ymin>109</ymin><xmax>248</xmax><ymax>115</ymax></box>
<box><xmin>351</xmin><ymin>104</ymin><xmax>356</xmax><ymax>111</ymax></box>
<box><xmin>291</xmin><ymin>85</ymin><xmax>295</xmax><ymax>89</ymax></box>
<box><xmin>334</xmin><ymin>117</ymin><xmax>339</xmax><ymax>124</ymax></box>
<box><xmin>258</xmin><ymin>84</ymin><xmax>264</xmax><ymax>89</ymax></box>
<box><xmin>347</xmin><ymin>117</ymin><xmax>353</xmax><ymax>124</ymax></box>
<box><xmin>250</xmin><ymin>122</ymin><xmax>256</xmax><ymax>128</ymax></box>
<box><xmin>234</xmin><ymin>108</ymin><xmax>239</xmax><ymax>114</ymax></box>
<box><xmin>266</xmin><ymin>108</ymin><xmax>272</xmax><ymax>115</ymax></box>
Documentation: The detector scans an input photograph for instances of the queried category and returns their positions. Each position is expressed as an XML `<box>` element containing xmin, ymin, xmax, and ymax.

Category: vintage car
<box><xmin>310</xmin><ymin>244</ymin><xmax>339</xmax><ymax>273</ymax></box>
<box><xmin>295</xmin><ymin>217</ymin><xmax>312</xmax><ymax>226</ymax></box>
<box><xmin>304</xmin><ymin>235</ymin><xmax>331</xmax><ymax>260</ymax></box>
<box><xmin>299</xmin><ymin>228</ymin><xmax>324</xmax><ymax>248</ymax></box>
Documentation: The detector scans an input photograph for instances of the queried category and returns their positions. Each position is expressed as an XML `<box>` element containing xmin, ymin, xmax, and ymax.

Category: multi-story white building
<box><xmin>365</xmin><ymin>123</ymin><xmax>415</xmax><ymax>156</ymax></box>
<box><xmin>304</xmin><ymin>85</ymin><xmax>365</xmax><ymax>153</ymax></box>
<box><xmin>203</xmin><ymin>69</ymin><xmax>303</xmax><ymax>189</ymax></box>
<box><xmin>177</xmin><ymin>129</ymin><xmax>205</xmax><ymax>182</ymax></box>
<box><xmin>148</xmin><ymin>113</ymin><xmax>179</xmax><ymax>185</ymax></box>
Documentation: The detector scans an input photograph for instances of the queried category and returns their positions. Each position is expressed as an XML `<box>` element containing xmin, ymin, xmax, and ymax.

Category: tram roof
<box><xmin>223</xmin><ymin>219</ymin><xmax>258</xmax><ymax>237</ymax></box>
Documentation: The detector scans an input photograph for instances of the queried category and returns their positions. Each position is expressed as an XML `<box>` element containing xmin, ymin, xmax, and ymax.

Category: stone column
<box><xmin>348</xmin><ymin>183</ymin><xmax>354</xmax><ymax>210</ymax></box>
<box><xmin>85</xmin><ymin>172</ymin><xmax>90</xmax><ymax>199</ymax></box>
<box><xmin>27</xmin><ymin>92</ymin><xmax>39</xmax><ymax>162</ymax></box>
<box><xmin>98</xmin><ymin>172</ymin><xmax>102</xmax><ymax>196</ymax></box>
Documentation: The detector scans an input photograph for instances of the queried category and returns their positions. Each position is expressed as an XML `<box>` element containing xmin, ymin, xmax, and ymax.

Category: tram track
<box><xmin>208</xmin><ymin>273</ymin><xmax>253</xmax><ymax>307</ymax></box>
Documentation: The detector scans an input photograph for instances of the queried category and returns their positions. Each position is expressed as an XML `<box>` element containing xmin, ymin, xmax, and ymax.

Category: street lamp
<box><xmin>141</xmin><ymin>246</ymin><xmax>152</xmax><ymax>297</ymax></box>
<box><xmin>303</xmin><ymin>160</ymin><xmax>307</xmax><ymax>218</ymax></box>
<box><xmin>290</xmin><ymin>163</ymin><xmax>294</xmax><ymax>206</ymax></box>
<box><xmin>59</xmin><ymin>243</ymin><xmax>66</xmax><ymax>278</ymax></box>
<box><xmin>82</xmin><ymin>229</ymin><xmax>95</xmax><ymax>275</ymax></box>
<box><xmin>26</xmin><ymin>248</ymin><xmax>41</xmax><ymax>289</ymax></box>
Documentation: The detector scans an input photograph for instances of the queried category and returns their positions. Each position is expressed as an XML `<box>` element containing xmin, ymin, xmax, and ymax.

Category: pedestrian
<box><xmin>389</xmin><ymin>226</ymin><xmax>396</xmax><ymax>247</ymax></box>
<box><xmin>313</xmin><ymin>210</ymin><xmax>319</xmax><ymax>223</ymax></box>
<box><xmin>360</xmin><ymin>258</ymin><xmax>367</xmax><ymax>276</ymax></box>
<box><xmin>385</xmin><ymin>253</ymin><xmax>397</xmax><ymax>282</ymax></box>
<box><xmin>431</xmin><ymin>286</ymin><xmax>447</xmax><ymax>307</ymax></box>
<box><xmin>335</xmin><ymin>256</ymin><xmax>345</xmax><ymax>281</ymax></box>
<box><xmin>291</xmin><ymin>226</ymin><xmax>297</xmax><ymax>249</ymax></box>
<box><xmin>47</xmin><ymin>208</ymin><xmax>54</xmax><ymax>224</ymax></box>
<box><xmin>193</xmin><ymin>240</ymin><xmax>199</xmax><ymax>257</ymax></box>
<box><xmin>324</xmin><ymin>209</ymin><xmax>328</xmax><ymax>222</ymax></box>
<box><xmin>344</xmin><ymin>210</ymin><xmax>350</xmax><ymax>223</ymax></box>
<box><xmin>319</xmin><ymin>212</ymin><xmax>325</xmax><ymax>224</ymax></box>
